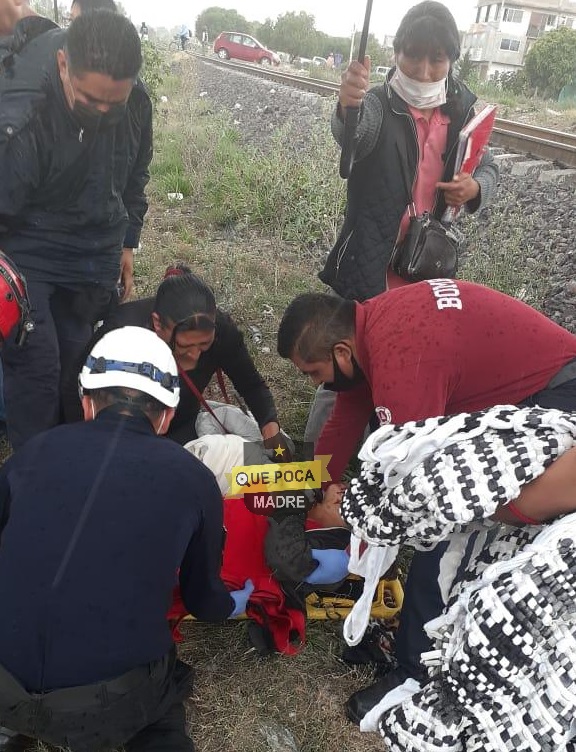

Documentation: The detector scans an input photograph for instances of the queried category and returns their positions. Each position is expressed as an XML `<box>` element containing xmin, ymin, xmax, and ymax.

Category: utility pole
<box><xmin>53</xmin><ymin>0</ymin><xmax>59</xmax><ymax>23</ymax></box>
<box><xmin>349</xmin><ymin>24</ymin><xmax>356</xmax><ymax>63</ymax></box>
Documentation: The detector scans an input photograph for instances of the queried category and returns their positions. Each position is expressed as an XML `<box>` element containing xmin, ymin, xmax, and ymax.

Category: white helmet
<box><xmin>79</xmin><ymin>326</ymin><xmax>180</xmax><ymax>408</ymax></box>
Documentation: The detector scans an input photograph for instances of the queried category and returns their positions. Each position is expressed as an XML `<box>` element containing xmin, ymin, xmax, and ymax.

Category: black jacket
<box><xmin>0</xmin><ymin>409</ymin><xmax>233</xmax><ymax>691</ymax></box>
<box><xmin>320</xmin><ymin>75</ymin><xmax>498</xmax><ymax>301</ymax></box>
<box><xmin>0</xmin><ymin>28</ymin><xmax>152</xmax><ymax>289</ymax></box>
<box><xmin>93</xmin><ymin>298</ymin><xmax>279</xmax><ymax>444</ymax></box>
<box><xmin>0</xmin><ymin>15</ymin><xmax>58</xmax><ymax>75</ymax></box>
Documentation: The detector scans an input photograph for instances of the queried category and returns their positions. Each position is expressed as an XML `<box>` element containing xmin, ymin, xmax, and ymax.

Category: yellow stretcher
<box><xmin>305</xmin><ymin>575</ymin><xmax>404</xmax><ymax>621</ymax></box>
<box><xmin>183</xmin><ymin>576</ymin><xmax>404</xmax><ymax>623</ymax></box>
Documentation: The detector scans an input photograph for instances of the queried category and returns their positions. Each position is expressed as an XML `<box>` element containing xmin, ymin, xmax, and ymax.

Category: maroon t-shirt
<box><xmin>317</xmin><ymin>279</ymin><xmax>576</xmax><ymax>482</ymax></box>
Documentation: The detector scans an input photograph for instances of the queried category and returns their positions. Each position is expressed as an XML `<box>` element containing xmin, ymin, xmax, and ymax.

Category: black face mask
<box><xmin>324</xmin><ymin>349</ymin><xmax>365</xmax><ymax>392</ymax></box>
<box><xmin>72</xmin><ymin>101</ymin><xmax>127</xmax><ymax>132</ymax></box>
<box><xmin>100</xmin><ymin>102</ymin><xmax>128</xmax><ymax>128</ymax></box>
<box><xmin>72</xmin><ymin>100</ymin><xmax>102</xmax><ymax>132</ymax></box>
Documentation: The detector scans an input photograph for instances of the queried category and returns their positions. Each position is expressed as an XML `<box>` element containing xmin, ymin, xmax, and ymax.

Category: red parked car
<box><xmin>213</xmin><ymin>32</ymin><xmax>280</xmax><ymax>66</ymax></box>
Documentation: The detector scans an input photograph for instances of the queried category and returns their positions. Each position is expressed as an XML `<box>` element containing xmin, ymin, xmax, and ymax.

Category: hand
<box><xmin>339</xmin><ymin>56</ymin><xmax>371</xmax><ymax>112</ymax></box>
<box><xmin>307</xmin><ymin>483</ymin><xmax>347</xmax><ymax>528</ymax></box>
<box><xmin>262</xmin><ymin>423</ymin><xmax>293</xmax><ymax>463</ymax></box>
<box><xmin>436</xmin><ymin>173</ymin><xmax>480</xmax><ymax>208</ymax></box>
<box><xmin>304</xmin><ymin>548</ymin><xmax>350</xmax><ymax>585</ymax></box>
<box><xmin>229</xmin><ymin>579</ymin><xmax>254</xmax><ymax>618</ymax></box>
<box><xmin>119</xmin><ymin>248</ymin><xmax>134</xmax><ymax>302</ymax></box>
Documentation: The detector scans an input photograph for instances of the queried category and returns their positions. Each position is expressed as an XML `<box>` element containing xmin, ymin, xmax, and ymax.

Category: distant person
<box><xmin>140</xmin><ymin>21</ymin><xmax>149</xmax><ymax>42</ymax></box>
<box><xmin>326</xmin><ymin>51</ymin><xmax>334</xmax><ymax>69</ymax></box>
<box><xmin>179</xmin><ymin>22</ymin><xmax>189</xmax><ymax>50</ymax></box>
<box><xmin>201</xmin><ymin>26</ymin><xmax>208</xmax><ymax>44</ymax></box>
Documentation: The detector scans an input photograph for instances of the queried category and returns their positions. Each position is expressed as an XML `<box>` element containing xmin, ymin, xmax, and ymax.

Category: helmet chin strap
<box><xmin>156</xmin><ymin>410</ymin><xmax>167</xmax><ymax>436</ymax></box>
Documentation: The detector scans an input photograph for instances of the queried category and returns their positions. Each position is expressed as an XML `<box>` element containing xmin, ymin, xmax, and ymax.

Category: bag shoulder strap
<box><xmin>216</xmin><ymin>368</ymin><xmax>232</xmax><ymax>404</ymax></box>
<box><xmin>178</xmin><ymin>367</ymin><xmax>230</xmax><ymax>435</ymax></box>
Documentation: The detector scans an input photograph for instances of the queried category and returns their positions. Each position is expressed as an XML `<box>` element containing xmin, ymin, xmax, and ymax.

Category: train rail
<box><xmin>196</xmin><ymin>55</ymin><xmax>576</xmax><ymax>169</ymax></box>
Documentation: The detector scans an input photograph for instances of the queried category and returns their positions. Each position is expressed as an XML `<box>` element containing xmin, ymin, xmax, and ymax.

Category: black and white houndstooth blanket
<box><xmin>342</xmin><ymin>405</ymin><xmax>576</xmax><ymax>548</ymax></box>
<box><xmin>381</xmin><ymin>514</ymin><xmax>576</xmax><ymax>752</ymax></box>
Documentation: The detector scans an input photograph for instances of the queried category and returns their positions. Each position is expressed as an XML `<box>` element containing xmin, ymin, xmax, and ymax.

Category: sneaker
<box><xmin>345</xmin><ymin>666</ymin><xmax>421</xmax><ymax>726</ymax></box>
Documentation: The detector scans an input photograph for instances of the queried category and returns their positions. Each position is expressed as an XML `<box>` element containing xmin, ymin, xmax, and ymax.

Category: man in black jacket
<box><xmin>0</xmin><ymin>326</ymin><xmax>252</xmax><ymax>752</ymax></box>
<box><xmin>0</xmin><ymin>10</ymin><xmax>152</xmax><ymax>449</ymax></box>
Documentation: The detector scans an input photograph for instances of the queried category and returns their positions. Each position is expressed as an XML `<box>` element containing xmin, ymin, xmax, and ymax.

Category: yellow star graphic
<box><xmin>274</xmin><ymin>445</ymin><xmax>285</xmax><ymax>458</ymax></box>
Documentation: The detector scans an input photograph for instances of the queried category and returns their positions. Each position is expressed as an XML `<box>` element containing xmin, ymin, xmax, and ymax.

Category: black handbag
<box><xmin>390</xmin><ymin>136</ymin><xmax>461</xmax><ymax>283</ymax></box>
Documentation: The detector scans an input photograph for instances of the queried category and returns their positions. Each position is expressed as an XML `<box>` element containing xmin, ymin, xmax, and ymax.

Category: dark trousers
<box><xmin>125</xmin><ymin>702</ymin><xmax>194</xmax><ymax>752</ymax></box>
<box><xmin>394</xmin><ymin>377</ymin><xmax>576</xmax><ymax>676</ymax></box>
<box><xmin>0</xmin><ymin>651</ymin><xmax>193</xmax><ymax>752</ymax></box>
<box><xmin>1</xmin><ymin>281</ymin><xmax>101</xmax><ymax>450</ymax></box>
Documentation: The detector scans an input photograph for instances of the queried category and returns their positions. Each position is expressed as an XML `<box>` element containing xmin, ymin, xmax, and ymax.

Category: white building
<box><xmin>462</xmin><ymin>0</ymin><xmax>576</xmax><ymax>78</ymax></box>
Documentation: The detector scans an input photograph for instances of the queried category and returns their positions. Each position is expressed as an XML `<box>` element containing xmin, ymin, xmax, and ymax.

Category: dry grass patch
<box><xmin>180</xmin><ymin>621</ymin><xmax>378</xmax><ymax>752</ymax></box>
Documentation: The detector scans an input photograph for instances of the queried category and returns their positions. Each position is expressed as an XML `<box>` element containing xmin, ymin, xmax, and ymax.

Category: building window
<box><xmin>546</xmin><ymin>15</ymin><xmax>557</xmax><ymax>26</ymax></box>
<box><xmin>484</xmin><ymin>4</ymin><xmax>491</xmax><ymax>22</ymax></box>
<box><xmin>503</xmin><ymin>8</ymin><xmax>523</xmax><ymax>23</ymax></box>
<box><xmin>567</xmin><ymin>18</ymin><xmax>574</xmax><ymax>28</ymax></box>
<box><xmin>500</xmin><ymin>38</ymin><xmax>521</xmax><ymax>51</ymax></box>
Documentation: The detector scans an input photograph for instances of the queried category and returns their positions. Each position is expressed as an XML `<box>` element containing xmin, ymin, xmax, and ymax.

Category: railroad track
<box><xmin>196</xmin><ymin>55</ymin><xmax>576</xmax><ymax>169</ymax></box>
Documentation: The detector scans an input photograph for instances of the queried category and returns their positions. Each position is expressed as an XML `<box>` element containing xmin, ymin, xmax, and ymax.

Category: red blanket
<box><xmin>168</xmin><ymin>498</ymin><xmax>305</xmax><ymax>655</ymax></box>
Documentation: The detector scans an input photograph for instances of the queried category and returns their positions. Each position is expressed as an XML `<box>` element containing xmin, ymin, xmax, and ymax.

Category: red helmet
<box><xmin>0</xmin><ymin>251</ymin><xmax>34</xmax><ymax>345</ymax></box>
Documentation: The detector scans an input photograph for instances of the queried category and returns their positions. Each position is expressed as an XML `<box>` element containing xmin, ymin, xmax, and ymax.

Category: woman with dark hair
<box><xmin>320</xmin><ymin>0</ymin><xmax>498</xmax><ymax>302</ymax></box>
<box><xmin>93</xmin><ymin>265</ymin><xmax>282</xmax><ymax>446</ymax></box>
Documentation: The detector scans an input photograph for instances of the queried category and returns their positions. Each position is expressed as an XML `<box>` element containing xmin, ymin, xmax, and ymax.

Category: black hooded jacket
<box><xmin>0</xmin><ymin>28</ymin><xmax>152</xmax><ymax>289</ymax></box>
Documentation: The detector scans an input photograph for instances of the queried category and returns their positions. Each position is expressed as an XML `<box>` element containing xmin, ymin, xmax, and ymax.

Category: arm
<box><xmin>122</xmin><ymin>87</ymin><xmax>152</xmax><ymax>252</ymax></box>
<box><xmin>178</xmin><ymin>473</ymin><xmax>234</xmax><ymax>621</ymax></box>
<box><xmin>492</xmin><ymin>447</ymin><xmax>576</xmax><ymax>525</ymax></box>
<box><xmin>331</xmin><ymin>57</ymin><xmax>384</xmax><ymax>163</ymax></box>
<box><xmin>218</xmin><ymin>314</ymin><xmax>278</xmax><ymax>430</ymax></box>
<box><xmin>315</xmin><ymin>382</ymin><xmax>374</xmax><ymax>484</ymax></box>
<box><xmin>0</xmin><ymin>126</ymin><xmax>41</xmax><ymax>225</ymax></box>
<box><xmin>437</xmin><ymin>148</ymin><xmax>499</xmax><ymax>213</ymax></box>
<box><xmin>466</xmin><ymin>147</ymin><xmax>498</xmax><ymax>214</ymax></box>
<box><xmin>120</xmin><ymin>87</ymin><xmax>153</xmax><ymax>300</ymax></box>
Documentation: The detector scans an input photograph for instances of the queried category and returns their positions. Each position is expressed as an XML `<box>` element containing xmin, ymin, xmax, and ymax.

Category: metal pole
<box><xmin>349</xmin><ymin>25</ymin><xmax>356</xmax><ymax>64</ymax></box>
<box><xmin>53</xmin><ymin>0</ymin><xmax>59</xmax><ymax>24</ymax></box>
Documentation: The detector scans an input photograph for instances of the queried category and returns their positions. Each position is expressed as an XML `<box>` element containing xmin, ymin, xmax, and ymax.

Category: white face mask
<box><xmin>390</xmin><ymin>65</ymin><xmax>447</xmax><ymax>110</ymax></box>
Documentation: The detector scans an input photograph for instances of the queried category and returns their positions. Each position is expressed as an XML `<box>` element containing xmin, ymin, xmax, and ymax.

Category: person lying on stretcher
<box><xmin>167</xmin><ymin>434</ymin><xmax>352</xmax><ymax>654</ymax></box>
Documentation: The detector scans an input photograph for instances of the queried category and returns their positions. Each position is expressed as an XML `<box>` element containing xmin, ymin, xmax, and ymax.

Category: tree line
<box><xmin>194</xmin><ymin>6</ymin><xmax>393</xmax><ymax>66</ymax></box>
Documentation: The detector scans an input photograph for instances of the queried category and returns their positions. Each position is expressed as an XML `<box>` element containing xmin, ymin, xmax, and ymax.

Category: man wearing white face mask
<box><xmin>320</xmin><ymin>0</ymin><xmax>498</xmax><ymax>302</ymax></box>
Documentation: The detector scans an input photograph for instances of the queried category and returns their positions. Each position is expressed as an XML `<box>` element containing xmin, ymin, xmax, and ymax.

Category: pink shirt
<box><xmin>386</xmin><ymin>106</ymin><xmax>450</xmax><ymax>290</ymax></box>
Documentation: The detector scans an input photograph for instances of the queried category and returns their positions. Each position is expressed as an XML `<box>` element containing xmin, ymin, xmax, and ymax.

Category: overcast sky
<box><xmin>112</xmin><ymin>0</ymin><xmax>479</xmax><ymax>38</ymax></box>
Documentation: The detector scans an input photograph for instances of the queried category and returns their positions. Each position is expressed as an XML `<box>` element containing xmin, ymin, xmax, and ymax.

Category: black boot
<box><xmin>0</xmin><ymin>728</ymin><xmax>32</xmax><ymax>751</ymax></box>
<box><xmin>345</xmin><ymin>666</ymin><xmax>420</xmax><ymax>726</ymax></box>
